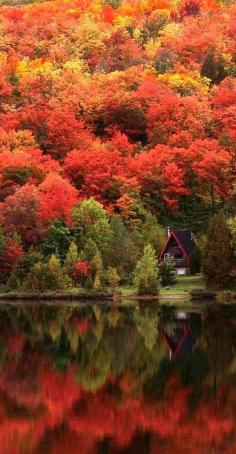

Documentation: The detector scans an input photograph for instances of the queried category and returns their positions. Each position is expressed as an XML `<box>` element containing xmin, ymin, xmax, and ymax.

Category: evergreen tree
<box><xmin>91</xmin><ymin>252</ymin><xmax>104</xmax><ymax>290</ymax></box>
<box><xmin>107</xmin><ymin>267</ymin><xmax>120</xmax><ymax>293</ymax></box>
<box><xmin>42</xmin><ymin>219</ymin><xmax>71</xmax><ymax>260</ymax></box>
<box><xmin>80</xmin><ymin>238</ymin><xmax>99</xmax><ymax>263</ymax></box>
<box><xmin>64</xmin><ymin>241</ymin><xmax>78</xmax><ymax>274</ymax></box>
<box><xmin>159</xmin><ymin>255</ymin><xmax>176</xmax><ymax>287</ymax></box>
<box><xmin>134</xmin><ymin>244</ymin><xmax>159</xmax><ymax>295</ymax></box>
<box><xmin>202</xmin><ymin>213</ymin><xmax>234</xmax><ymax>289</ymax></box>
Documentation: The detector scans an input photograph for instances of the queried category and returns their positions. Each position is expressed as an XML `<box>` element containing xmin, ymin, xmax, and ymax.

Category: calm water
<box><xmin>0</xmin><ymin>301</ymin><xmax>235</xmax><ymax>453</ymax></box>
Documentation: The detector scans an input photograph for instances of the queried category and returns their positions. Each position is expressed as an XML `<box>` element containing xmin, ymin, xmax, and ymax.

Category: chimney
<box><xmin>167</xmin><ymin>226</ymin><xmax>171</xmax><ymax>238</ymax></box>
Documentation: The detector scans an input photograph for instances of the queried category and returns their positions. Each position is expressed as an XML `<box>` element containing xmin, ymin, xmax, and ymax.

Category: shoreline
<box><xmin>0</xmin><ymin>289</ymin><xmax>234</xmax><ymax>303</ymax></box>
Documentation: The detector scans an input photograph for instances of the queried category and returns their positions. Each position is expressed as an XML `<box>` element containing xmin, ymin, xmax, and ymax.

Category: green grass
<box><xmin>120</xmin><ymin>274</ymin><xmax>204</xmax><ymax>297</ymax></box>
<box><xmin>160</xmin><ymin>274</ymin><xmax>204</xmax><ymax>295</ymax></box>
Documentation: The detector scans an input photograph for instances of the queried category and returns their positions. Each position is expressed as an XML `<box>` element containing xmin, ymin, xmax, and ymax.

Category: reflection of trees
<box><xmin>0</xmin><ymin>304</ymin><xmax>235</xmax><ymax>452</ymax></box>
<box><xmin>203</xmin><ymin>305</ymin><xmax>236</xmax><ymax>393</ymax></box>
<box><xmin>134</xmin><ymin>307</ymin><xmax>159</xmax><ymax>351</ymax></box>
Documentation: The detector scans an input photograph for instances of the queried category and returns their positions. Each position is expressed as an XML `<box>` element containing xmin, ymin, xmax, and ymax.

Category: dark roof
<box><xmin>173</xmin><ymin>231</ymin><xmax>196</xmax><ymax>256</ymax></box>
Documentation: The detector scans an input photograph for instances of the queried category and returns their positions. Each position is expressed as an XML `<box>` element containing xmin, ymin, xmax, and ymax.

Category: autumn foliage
<box><xmin>0</xmin><ymin>0</ymin><xmax>234</xmax><ymax>286</ymax></box>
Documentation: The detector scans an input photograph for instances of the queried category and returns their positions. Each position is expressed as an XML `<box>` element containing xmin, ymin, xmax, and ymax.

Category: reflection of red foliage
<box><xmin>39</xmin><ymin>366</ymin><xmax>81</xmax><ymax>418</ymax></box>
<box><xmin>6</xmin><ymin>332</ymin><xmax>24</xmax><ymax>355</ymax></box>
<box><xmin>0</xmin><ymin>350</ymin><xmax>235</xmax><ymax>453</ymax></box>
<box><xmin>75</xmin><ymin>317</ymin><xmax>90</xmax><ymax>334</ymax></box>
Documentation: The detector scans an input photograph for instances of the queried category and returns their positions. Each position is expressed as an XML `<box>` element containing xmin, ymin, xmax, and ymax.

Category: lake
<box><xmin>0</xmin><ymin>301</ymin><xmax>235</xmax><ymax>453</ymax></box>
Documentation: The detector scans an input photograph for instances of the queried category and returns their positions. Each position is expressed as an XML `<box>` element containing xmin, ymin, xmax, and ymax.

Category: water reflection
<box><xmin>0</xmin><ymin>302</ymin><xmax>235</xmax><ymax>453</ymax></box>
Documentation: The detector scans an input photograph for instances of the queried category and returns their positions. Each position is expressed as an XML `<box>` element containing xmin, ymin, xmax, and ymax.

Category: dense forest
<box><xmin>0</xmin><ymin>0</ymin><xmax>235</xmax><ymax>292</ymax></box>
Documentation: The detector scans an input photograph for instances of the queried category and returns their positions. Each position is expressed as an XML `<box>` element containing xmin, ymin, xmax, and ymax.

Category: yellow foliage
<box><xmin>157</xmin><ymin>72</ymin><xmax>210</xmax><ymax>95</ymax></box>
<box><xmin>17</xmin><ymin>58</ymin><xmax>58</xmax><ymax>78</ymax></box>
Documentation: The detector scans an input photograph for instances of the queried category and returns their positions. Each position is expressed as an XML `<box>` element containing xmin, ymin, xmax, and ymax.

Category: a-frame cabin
<box><xmin>159</xmin><ymin>230</ymin><xmax>196</xmax><ymax>275</ymax></box>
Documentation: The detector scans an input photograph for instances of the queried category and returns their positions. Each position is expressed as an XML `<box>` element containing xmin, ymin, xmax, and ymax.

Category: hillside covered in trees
<box><xmin>0</xmin><ymin>0</ymin><xmax>235</xmax><ymax>292</ymax></box>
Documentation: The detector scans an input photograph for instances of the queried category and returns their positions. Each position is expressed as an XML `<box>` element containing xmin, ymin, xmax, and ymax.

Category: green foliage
<box><xmin>46</xmin><ymin>255</ymin><xmax>72</xmax><ymax>290</ymax></box>
<box><xmin>107</xmin><ymin>267</ymin><xmax>120</xmax><ymax>293</ymax></box>
<box><xmin>139</xmin><ymin>212</ymin><xmax>165</xmax><ymax>255</ymax></box>
<box><xmin>189</xmin><ymin>247</ymin><xmax>202</xmax><ymax>274</ymax></box>
<box><xmin>202</xmin><ymin>213</ymin><xmax>234</xmax><ymax>289</ymax></box>
<box><xmin>73</xmin><ymin>198</ymin><xmax>107</xmax><ymax>239</ymax></box>
<box><xmin>24</xmin><ymin>254</ymin><xmax>72</xmax><ymax>291</ymax></box>
<box><xmin>108</xmin><ymin>214</ymin><xmax>138</xmax><ymax>275</ymax></box>
<box><xmin>7</xmin><ymin>268</ymin><xmax>20</xmax><ymax>290</ymax></box>
<box><xmin>42</xmin><ymin>219</ymin><xmax>71</xmax><ymax>261</ymax></box>
<box><xmin>104</xmin><ymin>0</ymin><xmax>121</xmax><ymax>8</ymax></box>
<box><xmin>159</xmin><ymin>255</ymin><xmax>176</xmax><ymax>287</ymax></box>
<box><xmin>134</xmin><ymin>244</ymin><xmax>159</xmax><ymax>295</ymax></box>
<box><xmin>91</xmin><ymin>251</ymin><xmax>104</xmax><ymax>290</ymax></box>
<box><xmin>80</xmin><ymin>238</ymin><xmax>99</xmax><ymax>263</ymax></box>
<box><xmin>90</xmin><ymin>218</ymin><xmax>112</xmax><ymax>264</ymax></box>
<box><xmin>64</xmin><ymin>241</ymin><xmax>78</xmax><ymax>274</ymax></box>
<box><xmin>73</xmin><ymin>199</ymin><xmax>112</xmax><ymax>263</ymax></box>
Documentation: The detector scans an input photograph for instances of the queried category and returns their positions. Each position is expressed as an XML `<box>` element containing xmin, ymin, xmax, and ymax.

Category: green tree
<box><xmin>159</xmin><ymin>255</ymin><xmax>176</xmax><ymax>287</ymax></box>
<box><xmin>107</xmin><ymin>267</ymin><xmax>120</xmax><ymax>293</ymax></box>
<box><xmin>42</xmin><ymin>219</ymin><xmax>71</xmax><ymax>260</ymax></box>
<box><xmin>80</xmin><ymin>238</ymin><xmax>99</xmax><ymax>263</ymax></box>
<box><xmin>46</xmin><ymin>254</ymin><xmax>71</xmax><ymax>290</ymax></box>
<box><xmin>134</xmin><ymin>244</ymin><xmax>159</xmax><ymax>295</ymax></box>
<box><xmin>64</xmin><ymin>241</ymin><xmax>78</xmax><ymax>274</ymax></box>
<box><xmin>91</xmin><ymin>251</ymin><xmax>104</xmax><ymax>290</ymax></box>
<box><xmin>139</xmin><ymin>211</ymin><xmax>165</xmax><ymax>255</ymax></box>
<box><xmin>25</xmin><ymin>255</ymin><xmax>71</xmax><ymax>291</ymax></box>
<box><xmin>73</xmin><ymin>198</ymin><xmax>107</xmax><ymax>242</ymax></box>
<box><xmin>108</xmin><ymin>214</ymin><xmax>138</xmax><ymax>275</ymax></box>
<box><xmin>202</xmin><ymin>213</ymin><xmax>234</xmax><ymax>289</ymax></box>
<box><xmin>90</xmin><ymin>218</ymin><xmax>112</xmax><ymax>265</ymax></box>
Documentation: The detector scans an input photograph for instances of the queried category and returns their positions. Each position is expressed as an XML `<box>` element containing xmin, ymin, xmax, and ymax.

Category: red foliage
<box><xmin>0</xmin><ymin>184</ymin><xmax>43</xmax><ymax>246</ymax></box>
<box><xmin>37</xmin><ymin>173</ymin><xmax>78</xmax><ymax>223</ymax></box>
<box><xmin>0</xmin><ymin>238</ymin><xmax>23</xmax><ymax>282</ymax></box>
<box><xmin>73</xmin><ymin>261</ymin><xmax>91</xmax><ymax>278</ymax></box>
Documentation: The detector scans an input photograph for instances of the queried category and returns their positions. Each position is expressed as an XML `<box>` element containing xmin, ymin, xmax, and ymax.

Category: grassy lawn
<box><xmin>120</xmin><ymin>274</ymin><xmax>204</xmax><ymax>297</ymax></box>
<box><xmin>159</xmin><ymin>274</ymin><xmax>204</xmax><ymax>295</ymax></box>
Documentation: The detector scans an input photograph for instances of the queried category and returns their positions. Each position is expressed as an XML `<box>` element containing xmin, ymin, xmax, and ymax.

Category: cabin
<box><xmin>159</xmin><ymin>230</ymin><xmax>196</xmax><ymax>275</ymax></box>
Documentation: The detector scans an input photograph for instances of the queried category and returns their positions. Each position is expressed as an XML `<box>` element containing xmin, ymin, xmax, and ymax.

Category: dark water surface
<box><xmin>0</xmin><ymin>301</ymin><xmax>235</xmax><ymax>453</ymax></box>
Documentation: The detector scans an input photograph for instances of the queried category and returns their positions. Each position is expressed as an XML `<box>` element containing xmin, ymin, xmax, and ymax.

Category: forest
<box><xmin>0</xmin><ymin>0</ymin><xmax>235</xmax><ymax>293</ymax></box>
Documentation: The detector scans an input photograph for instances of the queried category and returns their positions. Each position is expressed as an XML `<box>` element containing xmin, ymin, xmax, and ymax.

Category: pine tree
<box><xmin>64</xmin><ymin>241</ymin><xmax>78</xmax><ymax>274</ymax></box>
<box><xmin>91</xmin><ymin>252</ymin><xmax>104</xmax><ymax>290</ymax></box>
<box><xmin>159</xmin><ymin>255</ymin><xmax>176</xmax><ymax>287</ymax></box>
<box><xmin>134</xmin><ymin>244</ymin><xmax>159</xmax><ymax>295</ymax></box>
<box><xmin>202</xmin><ymin>213</ymin><xmax>234</xmax><ymax>289</ymax></box>
<box><xmin>107</xmin><ymin>267</ymin><xmax>120</xmax><ymax>293</ymax></box>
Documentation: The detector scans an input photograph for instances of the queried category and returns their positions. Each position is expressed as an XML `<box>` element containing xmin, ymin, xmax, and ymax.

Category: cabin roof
<box><xmin>173</xmin><ymin>231</ymin><xmax>196</xmax><ymax>256</ymax></box>
<box><xmin>160</xmin><ymin>230</ymin><xmax>196</xmax><ymax>260</ymax></box>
